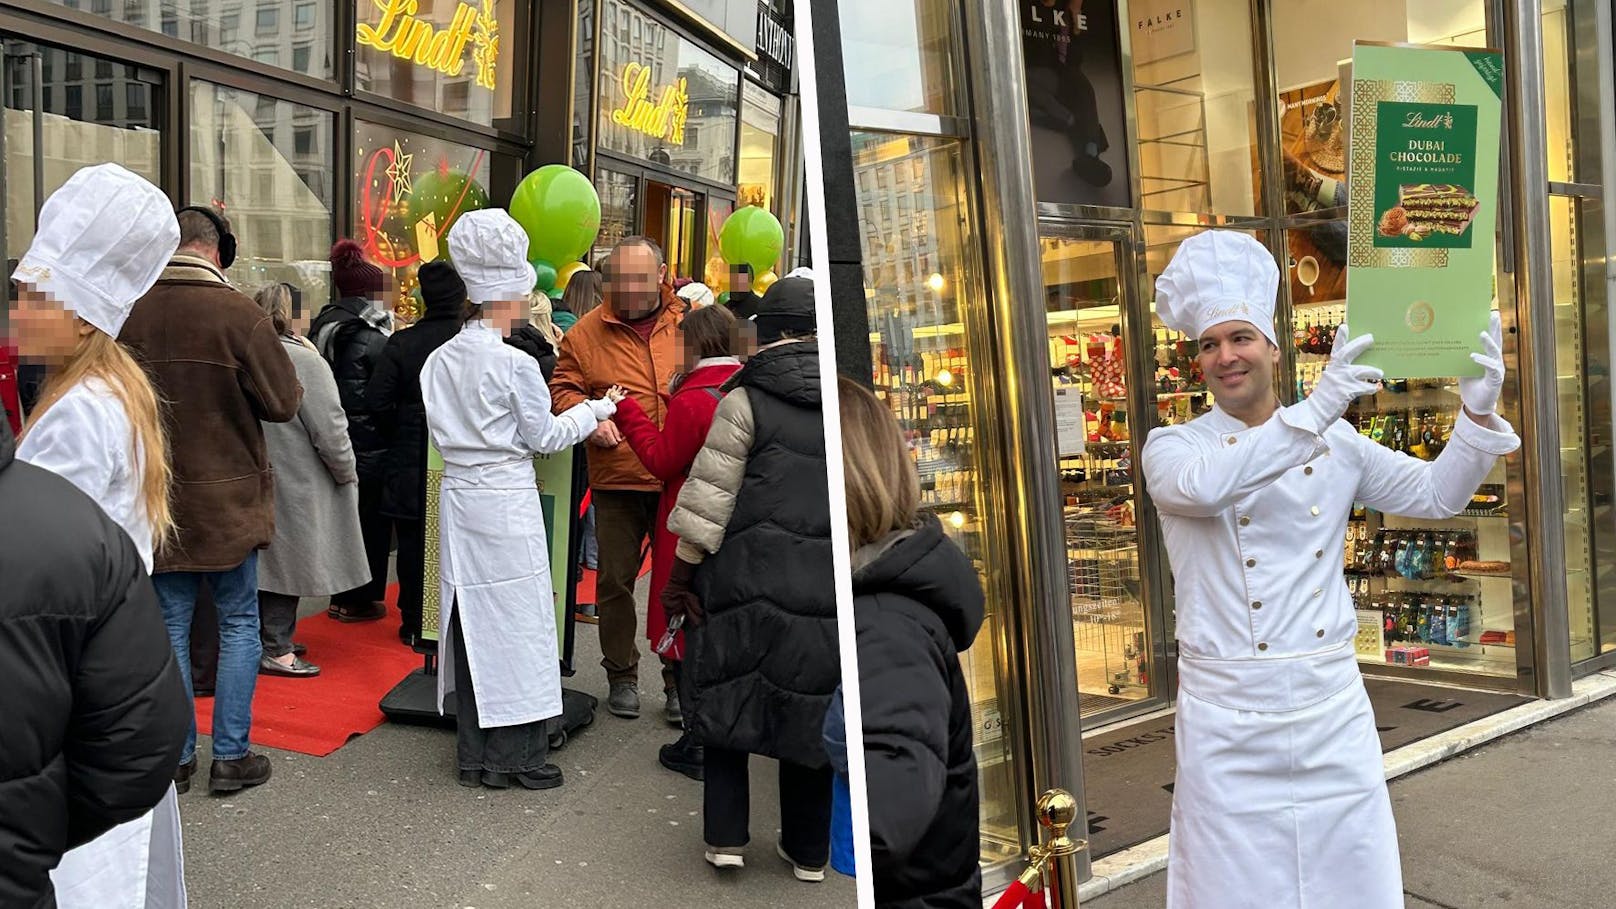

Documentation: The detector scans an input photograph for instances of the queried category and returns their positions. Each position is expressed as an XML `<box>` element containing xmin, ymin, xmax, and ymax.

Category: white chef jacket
<box><xmin>1144</xmin><ymin>402</ymin><xmax>1520</xmax><ymax>660</ymax></box>
<box><xmin>422</xmin><ymin>321</ymin><xmax>600</xmax><ymax>727</ymax></box>
<box><xmin>1142</xmin><ymin>401</ymin><xmax>1519</xmax><ymax>909</ymax></box>
<box><xmin>19</xmin><ymin>377</ymin><xmax>186</xmax><ymax>909</ymax></box>
<box><xmin>18</xmin><ymin>376</ymin><xmax>153</xmax><ymax>572</ymax></box>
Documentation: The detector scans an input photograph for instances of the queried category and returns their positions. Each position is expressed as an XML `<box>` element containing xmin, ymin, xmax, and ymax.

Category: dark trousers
<box><xmin>451</xmin><ymin>608</ymin><xmax>550</xmax><ymax>773</ymax></box>
<box><xmin>592</xmin><ymin>489</ymin><xmax>660</xmax><ymax>686</ymax></box>
<box><xmin>258</xmin><ymin>591</ymin><xmax>299</xmax><ymax>658</ymax></box>
<box><xmin>333</xmin><ymin>472</ymin><xmax>392</xmax><ymax>607</ymax></box>
<box><xmin>703</xmin><ymin>747</ymin><xmax>833</xmax><ymax>867</ymax></box>
<box><xmin>190</xmin><ymin>581</ymin><xmax>218</xmax><ymax>693</ymax></box>
<box><xmin>395</xmin><ymin>516</ymin><xmax>426</xmax><ymax>637</ymax></box>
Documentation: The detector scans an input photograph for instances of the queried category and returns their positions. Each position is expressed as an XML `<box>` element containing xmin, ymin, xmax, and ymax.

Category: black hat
<box><xmin>418</xmin><ymin>261</ymin><xmax>467</xmax><ymax>315</ymax></box>
<box><xmin>752</xmin><ymin>273</ymin><xmax>817</xmax><ymax>345</ymax></box>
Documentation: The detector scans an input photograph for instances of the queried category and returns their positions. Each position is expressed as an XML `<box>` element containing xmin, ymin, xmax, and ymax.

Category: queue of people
<box><xmin>1</xmin><ymin>161</ymin><xmax>841</xmax><ymax>908</ymax></box>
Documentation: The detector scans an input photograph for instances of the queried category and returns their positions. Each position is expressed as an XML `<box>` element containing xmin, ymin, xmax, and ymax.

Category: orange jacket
<box><xmin>551</xmin><ymin>285</ymin><xmax>688</xmax><ymax>491</ymax></box>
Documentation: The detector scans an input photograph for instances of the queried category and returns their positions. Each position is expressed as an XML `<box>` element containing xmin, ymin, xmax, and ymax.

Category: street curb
<box><xmin>983</xmin><ymin>670</ymin><xmax>1616</xmax><ymax>907</ymax></box>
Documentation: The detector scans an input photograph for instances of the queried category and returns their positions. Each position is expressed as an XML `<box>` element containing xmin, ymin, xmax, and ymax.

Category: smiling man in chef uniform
<box><xmin>1141</xmin><ymin>231</ymin><xmax>1519</xmax><ymax>908</ymax></box>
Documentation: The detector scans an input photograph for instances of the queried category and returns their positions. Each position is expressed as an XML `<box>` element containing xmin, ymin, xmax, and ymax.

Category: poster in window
<box><xmin>1255</xmin><ymin>78</ymin><xmax>1350</xmax><ymax>304</ymax></box>
<box><xmin>1022</xmin><ymin>0</ymin><xmax>1132</xmax><ymax>208</ymax></box>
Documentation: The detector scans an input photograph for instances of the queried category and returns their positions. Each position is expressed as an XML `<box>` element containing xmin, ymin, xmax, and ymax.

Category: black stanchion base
<box><xmin>378</xmin><ymin>667</ymin><xmax>598</xmax><ymax>751</ymax></box>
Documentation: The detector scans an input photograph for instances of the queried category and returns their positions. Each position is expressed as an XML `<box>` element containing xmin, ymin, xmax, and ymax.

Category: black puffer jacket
<box><xmin>857</xmin><ymin>513</ymin><xmax>985</xmax><ymax>909</ymax></box>
<box><xmin>310</xmin><ymin>297</ymin><xmax>390</xmax><ymax>475</ymax></box>
<box><xmin>0</xmin><ymin>419</ymin><xmax>191</xmax><ymax>908</ymax></box>
<box><xmin>504</xmin><ymin>323</ymin><xmax>559</xmax><ymax>383</ymax></box>
<box><xmin>365</xmin><ymin>304</ymin><xmax>463</xmax><ymax>522</ymax></box>
<box><xmin>688</xmin><ymin>341</ymin><xmax>838</xmax><ymax>766</ymax></box>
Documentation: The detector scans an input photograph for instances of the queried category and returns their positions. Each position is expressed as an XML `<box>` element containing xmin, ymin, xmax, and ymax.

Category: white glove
<box><xmin>1459</xmin><ymin>311</ymin><xmax>1505</xmax><ymax>416</ymax></box>
<box><xmin>587</xmin><ymin>397</ymin><xmax>618</xmax><ymax>421</ymax></box>
<box><xmin>1292</xmin><ymin>323</ymin><xmax>1383</xmax><ymax>431</ymax></box>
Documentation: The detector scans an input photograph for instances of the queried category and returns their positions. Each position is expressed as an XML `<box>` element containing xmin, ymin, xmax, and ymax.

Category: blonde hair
<box><xmin>838</xmin><ymin>375</ymin><xmax>919</xmax><ymax>549</ymax></box>
<box><xmin>527</xmin><ymin>292</ymin><xmax>565</xmax><ymax>347</ymax></box>
<box><xmin>255</xmin><ymin>283</ymin><xmax>294</xmax><ymax>337</ymax></box>
<box><xmin>24</xmin><ymin>329</ymin><xmax>175</xmax><ymax>550</ymax></box>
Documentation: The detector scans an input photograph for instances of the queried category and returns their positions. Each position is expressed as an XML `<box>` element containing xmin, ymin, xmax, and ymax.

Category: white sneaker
<box><xmin>705</xmin><ymin>847</ymin><xmax>744</xmax><ymax>869</ymax></box>
<box><xmin>776</xmin><ymin>843</ymin><xmax>826</xmax><ymax>882</ymax></box>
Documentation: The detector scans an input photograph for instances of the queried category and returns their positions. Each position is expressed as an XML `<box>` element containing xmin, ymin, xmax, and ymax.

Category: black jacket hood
<box><xmin>0</xmin><ymin>411</ymin><xmax>13</xmax><ymax>472</ymax></box>
<box><xmin>854</xmin><ymin>512</ymin><xmax>984</xmax><ymax>652</ymax></box>
<box><xmin>729</xmin><ymin>339</ymin><xmax>821</xmax><ymax>409</ymax></box>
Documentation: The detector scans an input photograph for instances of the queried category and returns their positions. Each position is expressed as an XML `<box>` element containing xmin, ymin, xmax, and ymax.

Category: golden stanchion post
<box><xmin>1035</xmin><ymin>788</ymin><xmax>1087</xmax><ymax>908</ymax></box>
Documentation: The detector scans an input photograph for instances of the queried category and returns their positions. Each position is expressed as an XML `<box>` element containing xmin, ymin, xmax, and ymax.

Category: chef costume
<box><xmin>1141</xmin><ymin>232</ymin><xmax>1519</xmax><ymax>909</ymax></box>
<box><xmin>14</xmin><ymin>165</ymin><xmax>188</xmax><ymax>909</ymax></box>
<box><xmin>421</xmin><ymin>209</ymin><xmax>614</xmax><ymax>778</ymax></box>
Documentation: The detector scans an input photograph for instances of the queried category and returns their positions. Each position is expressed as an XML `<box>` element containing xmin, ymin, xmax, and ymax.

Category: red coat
<box><xmin>615</xmin><ymin>359</ymin><xmax>742</xmax><ymax>650</ymax></box>
<box><xmin>1</xmin><ymin>340</ymin><xmax>20</xmax><ymax>437</ymax></box>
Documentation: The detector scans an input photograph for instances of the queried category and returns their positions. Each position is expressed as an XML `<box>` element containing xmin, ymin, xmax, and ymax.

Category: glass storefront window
<box><xmin>592</xmin><ymin>168</ymin><xmax>638</xmax><ymax>265</ymax></box>
<box><xmin>45</xmin><ymin>0</ymin><xmax>334</xmax><ymax>79</ymax></box>
<box><xmin>5</xmin><ymin>45</ymin><xmax>160</xmax><ymax>257</ymax></box>
<box><xmin>739</xmin><ymin>82</ymin><xmax>780</xmax><ymax>209</ymax></box>
<box><xmin>852</xmin><ymin>129</ymin><xmax>1021</xmax><ymax>868</ymax></box>
<box><xmin>838</xmin><ymin>0</ymin><xmax>960</xmax><ymax>116</ymax></box>
<box><xmin>190</xmin><ymin>81</ymin><xmax>334</xmax><ymax>301</ymax></box>
<box><xmin>1549</xmin><ymin>194</ymin><xmax>1598</xmax><ymax>660</ymax></box>
<box><xmin>355</xmin><ymin>0</ymin><xmax>518</xmax><ymax>129</ymax></box>
<box><xmin>1130</xmin><ymin>0</ymin><xmax>1259</xmax><ymax>215</ymax></box>
<box><xmin>596</xmin><ymin>0</ymin><xmax>740</xmax><ymax>185</ymax></box>
<box><xmin>352</xmin><ymin>119</ymin><xmax>491</xmax><ymax>320</ymax></box>
<box><xmin>1037</xmin><ymin>235</ymin><xmax>1155</xmax><ymax>716</ymax></box>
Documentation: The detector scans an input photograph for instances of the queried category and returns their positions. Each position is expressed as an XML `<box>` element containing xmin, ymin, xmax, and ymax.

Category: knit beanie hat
<box><xmin>417</xmin><ymin>261</ymin><xmax>467</xmax><ymax>316</ymax></box>
<box><xmin>331</xmin><ymin>239</ymin><xmax>385</xmax><ymax>298</ymax></box>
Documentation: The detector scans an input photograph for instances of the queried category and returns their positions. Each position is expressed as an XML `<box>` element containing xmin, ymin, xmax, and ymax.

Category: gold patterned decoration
<box><xmin>1348</xmin><ymin>78</ymin><xmax>1456</xmax><ymax>270</ymax></box>
<box><xmin>422</xmin><ymin>465</ymin><xmax>443</xmax><ymax>641</ymax></box>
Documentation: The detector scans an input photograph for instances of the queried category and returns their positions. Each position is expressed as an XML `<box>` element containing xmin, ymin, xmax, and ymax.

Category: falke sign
<box><xmin>610</xmin><ymin>63</ymin><xmax>690</xmax><ymax>145</ymax></box>
<box><xmin>357</xmin><ymin>0</ymin><xmax>502</xmax><ymax>90</ymax></box>
<box><xmin>1026</xmin><ymin>3</ymin><xmax>1089</xmax><ymax>31</ymax></box>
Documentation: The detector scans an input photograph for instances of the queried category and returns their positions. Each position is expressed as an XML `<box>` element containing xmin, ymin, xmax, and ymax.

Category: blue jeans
<box><xmin>581</xmin><ymin>502</ymin><xmax>599</xmax><ymax>570</ymax></box>
<box><xmin>154</xmin><ymin>551</ymin><xmax>262</xmax><ymax>763</ymax></box>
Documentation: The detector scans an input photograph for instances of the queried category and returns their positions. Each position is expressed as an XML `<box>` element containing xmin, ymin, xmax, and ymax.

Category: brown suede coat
<box><xmin>550</xmin><ymin>285</ymin><xmax>687</xmax><ymax>491</ymax></box>
<box><xmin>119</xmin><ymin>255</ymin><xmax>303</xmax><ymax>572</ymax></box>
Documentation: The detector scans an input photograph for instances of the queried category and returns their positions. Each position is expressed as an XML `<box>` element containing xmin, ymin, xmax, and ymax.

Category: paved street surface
<box><xmin>181</xmin><ymin>585</ymin><xmax>853</xmax><ymax>909</ymax></box>
<box><xmin>1086</xmin><ymin>697</ymin><xmax>1616</xmax><ymax>908</ymax></box>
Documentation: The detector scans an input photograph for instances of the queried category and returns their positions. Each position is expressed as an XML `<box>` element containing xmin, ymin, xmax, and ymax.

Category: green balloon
<box><xmin>547</xmin><ymin>288</ymin><xmax>565</xmax><ymax>301</ymax></box>
<box><xmin>716</xmin><ymin>291</ymin><xmax>730</xmax><ymax>306</ymax></box>
<box><xmin>718</xmin><ymin>206</ymin><xmax>784</xmax><ymax>274</ymax></box>
<box><xmin>531</xmin><ymin>260</ymin><xmax>557</xmax><ymax>292</ymax></box>
<box><xmin>408</xmin><ymin>169</ymin><xmax>490</xmax><ymax>251</ymax></box>
<box><xmin>510</xmin><ymin>165</ymin><xmax>602</xmax><ymax>266</ymax></box>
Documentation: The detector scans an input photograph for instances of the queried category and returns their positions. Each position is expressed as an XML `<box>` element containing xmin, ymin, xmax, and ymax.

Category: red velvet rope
<box><xmin>991</xmin><ymin>880</ymin><xmax>1032</xmax><ymax>909</ymax></box>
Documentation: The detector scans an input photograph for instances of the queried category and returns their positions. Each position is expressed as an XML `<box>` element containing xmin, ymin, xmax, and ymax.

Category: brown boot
<box><xmin>208</xmin><ymin>752</ymin><xmax>272</xmax><ymax>794</ymax></box>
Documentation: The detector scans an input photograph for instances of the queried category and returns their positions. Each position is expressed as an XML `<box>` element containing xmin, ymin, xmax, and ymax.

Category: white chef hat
<box><xmin>1153</xmin><ymin>231</ymin><xmax>1279</xmax><ymax>346</ymax></box>
<box><xmin>446</xmin><ymin>209</ymin><xmax>537</xmax><ymax>306</ymax></box>
<box><xmin>12</xmin><ymin>163</ymin><xmax>180</xmax><ymax>338</ymax></box>
<box><xmin>676</xmin><ymin>281</ymin><xmax>715</xmax><ymax>309</ymax></box>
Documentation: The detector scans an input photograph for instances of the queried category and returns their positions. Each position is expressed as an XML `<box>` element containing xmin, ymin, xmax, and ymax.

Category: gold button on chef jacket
<box><xmin>1142</xmin><ymin>403</ymin><xmax>1521</xmax><ymax>660</ymax></box>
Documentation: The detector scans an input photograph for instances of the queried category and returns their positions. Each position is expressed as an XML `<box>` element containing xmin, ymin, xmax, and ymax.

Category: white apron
<box><xmin>1167</xmin><ymin>644</ymin><xmax>1399</xmax><ymax>908</ymax></box>
<box><xmin>50</xmin><ymin>785</ymin><xmax>185</xmax><ymax>909</ymax></box>
<box><xmin>436</xmin><ymin>457</ymin><xmax>562</xmax><ymax>728</ymax></box>
<box><xmin>1142</xmin><ymin>403</ymin><xmax>1520</xmax><ymax>909</ymax></box>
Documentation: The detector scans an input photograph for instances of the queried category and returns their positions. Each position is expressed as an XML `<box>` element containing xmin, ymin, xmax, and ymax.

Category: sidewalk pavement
<box><xmin>179</xmin><ymin>582</ymin><xmax>853</xmax><ymax>908</ymax></box>
<box><xmin>1085</xmin><ymin>693</ymin><xmax>1616</xmax><ymax>908</ymax></box>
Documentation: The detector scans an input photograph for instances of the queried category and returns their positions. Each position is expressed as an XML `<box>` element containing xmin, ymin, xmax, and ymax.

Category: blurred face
<box><xmin>730</xmin><ymin>267</ymin><xmax>752</xmax><ymax>294</ymax></box>
<box><xmin>1197</xmin><ymin>320</ymin><xmax>1279</xmax><ymax>416</ymax></box>
<box><xmin>479</xmin><ymin>296</ymin><xmax>528</xmax><ymax>336</ymax></box>
<box><xmin>606</xmin><ymin>244</ymin><xmax>666</xmax><ymax>320</ymax></box>
<box><xmin>12</xmin><ymin>283</ymin><xmax>90</xmax><ymax>364</ymax></box>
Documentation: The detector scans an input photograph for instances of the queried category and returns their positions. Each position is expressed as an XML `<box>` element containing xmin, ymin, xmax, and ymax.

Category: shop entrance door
<box><xmin>1035</xmin><ymin>224</ymin><xmax>1174</xmax><ymax>725</ymax></box>
<box><xmin>0</xmin><ymin>40</ymin><xmax>165</xmax><ymax>272</ymax></box>
<box><xmin>643</xmin><ymin>180</ymin><xmax>703</xmax><ymax>284</ymax></box>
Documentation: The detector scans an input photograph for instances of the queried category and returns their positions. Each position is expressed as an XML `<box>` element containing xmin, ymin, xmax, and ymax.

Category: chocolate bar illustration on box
<box><xmin>1377</xmin><ymin>184</ymin><xmax>1479</xmax><ymax>240</ymax></box>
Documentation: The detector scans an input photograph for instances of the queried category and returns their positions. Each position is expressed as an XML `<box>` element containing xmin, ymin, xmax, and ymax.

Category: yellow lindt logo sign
<box><xmin>357</xmin><ymin>0</ymin><xmax>501</xmax><ymax>91</ymax></box>
<box><xmin>610</xmin><ymin>63</ymin><xmax>689</xmax><ymax>145</ymax></box>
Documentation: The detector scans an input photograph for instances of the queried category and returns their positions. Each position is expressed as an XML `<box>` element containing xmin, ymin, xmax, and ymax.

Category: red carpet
<box><xmin>572</xmin><ymin>552</ymin><xmax>653</xmax><ymax>611</ymax></box>
<box><xmin>194</xmin><ymin>585</ymin><xmax>419</xmax><ymax>757</ymax></box>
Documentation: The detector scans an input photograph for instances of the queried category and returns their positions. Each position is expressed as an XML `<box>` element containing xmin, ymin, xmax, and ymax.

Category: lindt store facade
<box><xmin>817</xmin><ymin>0</ymin><xmax>1616</xmax><ymax>891</ymax></box>
<box><xmin>0</xmin><ymin>0</ymin><xmax>800</xmax><ymax>317</ymax></box>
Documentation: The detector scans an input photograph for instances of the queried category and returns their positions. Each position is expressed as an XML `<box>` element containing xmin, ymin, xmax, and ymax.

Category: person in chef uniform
<box><xmin>422</xmin><ymin>209</ymin><xmax>622</xmax><ymax>790</ymax></box>
<box><xmin>11</xmin><ymin>165</ymin><xmax>189</xmax><ymax>906</ymax></box>
<box><xmin>1141</xmin><ymin>231</ymin><xmax>1519</xmax><ymax>909</ymax></box>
